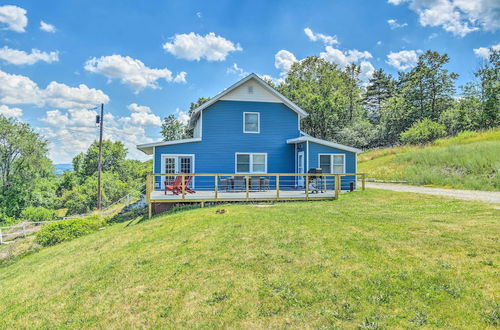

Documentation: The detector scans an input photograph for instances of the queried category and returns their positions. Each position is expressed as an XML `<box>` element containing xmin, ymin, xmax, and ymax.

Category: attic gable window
<box><xmin>243</xmin><ymin>112</ymin><xmax>260</xmax><ymax>133</ymax></box>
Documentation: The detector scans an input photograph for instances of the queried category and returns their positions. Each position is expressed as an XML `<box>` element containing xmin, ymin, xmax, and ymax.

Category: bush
<box><xmin>21</xmin><ymin>207</ymin><xmax>57</xmax><ymax>223</ymax></box>
<box><xmin>400</xmin><ymin>119</ymin><xmax>446</xmax><ymax>145</ymax></box>
<box><xmin>35</xmin><ymin>215</ymin><xmax>105</xmax><ymax>247</ymax></box>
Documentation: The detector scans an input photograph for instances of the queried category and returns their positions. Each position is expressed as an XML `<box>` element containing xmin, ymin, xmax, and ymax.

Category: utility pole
<box><xmin>97</xmin><ymin>103</ymin><xmax>104</xmax><ymax>210</ymax></box>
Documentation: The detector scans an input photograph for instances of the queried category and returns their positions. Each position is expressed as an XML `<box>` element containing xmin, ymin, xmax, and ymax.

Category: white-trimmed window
<box><xmin>243</xmin><ymin>112</ymin><xmax>260</xmax><ymax>133</ymax></box>
<box><xmin>319</xmin><ymin>154</ymin><xmax>345</xmax><ymax>174</ymax></box>
<box><xmin>235</xmin><ymin>153</ymin><xmax>267</xmax><ymax>173</ymax></box>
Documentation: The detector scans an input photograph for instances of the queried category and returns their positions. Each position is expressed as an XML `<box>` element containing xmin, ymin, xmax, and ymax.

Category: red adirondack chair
<box><xmin>164</xmin><ymin>175</ymin><xmax>196</xmax><ymax>195</ymax></box>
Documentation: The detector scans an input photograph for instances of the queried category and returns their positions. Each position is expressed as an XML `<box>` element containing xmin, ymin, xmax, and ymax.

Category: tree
<box><xmin>161</xmin><ymin>114</ymin><xmax>187</xmax><ymax>141</ymax></box>
<box><xmin>277</xmin><ymin>56</ymin><xmax>353</xmax><ymax>140</ymax></box>
<box><xmin>161</xmin><ymin>97</ymin><xmax>211</xmax><ymax>141</ymax></box>
<box><xmin>73</xmin><ymin>140</ymin><xmax>127</xmax><ymax>178</ymax></box>
<box><xmin>363</xmin><ymin>69</ymin><xmax>395</xmax><ymax>123</ymax></box>
<box><xmin>0</xmin><ymin>116</ymin><xmax>54</xmax><ymax>217</ymax></box>
<box><xmin>474</xmin><ymin>49</ymin><xmax>499</xmax><ymax>128</ymax></box>
<box><xmin>378</xmin><ymin>95</ymin><xmax>413</xmax><ymax>145</ymax></box>
<box><xmin>344</xmin><ymin>63</ymin><xmax>363</xmax><ymax>122</ymax></box>
<box><xmin>399</xmin><ymin>50</ymin><xmax>458</xmax><ymax>122</ymax></box>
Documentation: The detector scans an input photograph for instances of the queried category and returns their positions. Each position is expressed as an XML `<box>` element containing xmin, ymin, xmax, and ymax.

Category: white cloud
<box><xmin>320</xmin><ymin>46</ymin><xmax>372</xmax><ymax>67</ymax></box>
<box><xmin>388</xmin><ymin>0</ymin><xmax>500</xmax><ymax>37</ymax></box>
<box><xmin>196</xmin><ymin>12</ymin><xmax>202</xmax><ymax>18</ymax></box>
<box><xmin>175</xmin><ymin>108</ymin><xmax>190</xmax><ymax>125</ymax></box>
<box><xmin>319</xmin><ymin>46</ymin><xmax>374</xmax><ymax>82</ymax></box>
<box><xmin>304</xmin><ymin>27</ymin><xmax>339</xmax><ymax>45</ymax></box>
<box><xmin>0</xmin><ymin>70</ymin><xmax>42</xmax><ymax>105</ymax></box>
<box><xmin>0</xmin><ymin>69</ymin><xmax>109</xmax><ymax>108</ymax></box>
<box><xmin>274</xmin><ymin>50</ymin><xmax>297</xmax><ymax>76</ymax></box>
<box><xmin>377</xmin><ymin>41</ymin><xmax>383</xmax><ymax>45</ymax></box>
<box><xmin>0</xmin><ymin>5</ymin><xmax>27</xmax><ymax>33</ymax></box>
<box><xmin>125</xmin><ymin>103</ymin><xmax>162</xmax><ymax>126</ymax></box>
<box><xmin>40</xmin><ymin>21</ymin><xmax>56</xmax><ymax>33</ymax></box>
<box><xmin>0</xmin><ymin>46</ymin><xmax>59</xmax><ymax>65</ymax></box>
<box><xmin>43</xmin><ymin>82</ymin><xmax>109</xmax><ymax>109</ymax></box>
<box><xmin>359</xmin><ymin>61</ymin><xmax>376</xmax><ymax>83</ymax></box>
<box><xmin>0</xmin><ymin>104</ymin><xmax>22</xmax><ymax>118</ymax></box>
<box><xmin>127</xmin><ymin>103</ymin><xmax>151</xmax><ymax>113</ymax></box>
<box><xmin>387</xmin><ymin>19</ymin><xmax>408</xmax><ymax>29</ymax></box>
<box><xmin>163</xmin><ymin>32</ymin><xmax>242</xmax><ymax>61</ymax></box>
<box><xmin>173</xmin><ymin>71</ymin><xmax>187</xmax><ymax>83</ymax></box>
<box><xmin>386</xmin><ymin>50</ymin><xmax>421</xmax><ymax>70</ymax></box>
<box><xmin>40</xmin><ymin>107</ymin><xmax>160</xmax><ymax>163</ymax></box>
<box><xmin>227</xmin><ymin>63</ymin><xmax>248</xmax><ymax>77</ymax></box>
<box><xmin>84</xmin><ymin>55</ymin><xmax>186</xmax><ymax>93</ymax></box>
<box><xmin>473</xmin><ymin>43</ymin><xmax>500</xmax><ymax>59</ymax></box>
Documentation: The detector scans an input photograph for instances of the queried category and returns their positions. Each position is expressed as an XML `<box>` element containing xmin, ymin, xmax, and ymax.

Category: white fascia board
<box><xmin>286</xmin><ymin>136</ymin><xmax>363</xmax><ymax>154</ymax></box>
<box><xmin>137</xmin><ymin>137</ymin><xmax>202</xmax><ymax>155</ymax></box>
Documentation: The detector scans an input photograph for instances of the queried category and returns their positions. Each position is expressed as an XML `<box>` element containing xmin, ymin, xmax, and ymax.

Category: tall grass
<box><xmin>359</xmin><ymin>129</ymin><xmax>500</xmax><ymax>191</ymax></box>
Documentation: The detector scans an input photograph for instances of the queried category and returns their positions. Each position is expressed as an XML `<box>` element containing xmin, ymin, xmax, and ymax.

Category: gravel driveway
<box><xmin>366</xmin><ymin>182</ymin><xmax>500</xmax><ymax>204</ymax></box>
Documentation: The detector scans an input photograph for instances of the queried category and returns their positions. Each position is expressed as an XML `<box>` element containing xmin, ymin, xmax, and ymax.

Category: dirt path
<box><xmin>366</xmin><ymin>182</ymin><xmax>500</xmax><ymax>204</ymax></box>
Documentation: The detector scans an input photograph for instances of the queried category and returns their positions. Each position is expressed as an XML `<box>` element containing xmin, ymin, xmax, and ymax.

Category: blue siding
<box><xmin>308</xmin><ymin>141</ymin><xmax>357</xmax><ymax>190</ymax></box>
<box><xmin>154</xmin><ymin>100</ymin><xmax>300</xmax><ymax>189</ymax></box>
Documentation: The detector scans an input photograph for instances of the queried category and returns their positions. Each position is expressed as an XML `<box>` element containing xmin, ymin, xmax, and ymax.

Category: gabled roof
<box><xmin>287</xmin><ymin>136</ymin><xmax>363</xmax><ymax>154</ymax></box>
<box><xmin>189</xmin><ymin>73</ymin><xmax>308</xmax><ymax>127</ymax></box>
<box><xmin>136</xmin><ymin>137</ymin><xmax>202</xmax><ymax>155</ymax></box>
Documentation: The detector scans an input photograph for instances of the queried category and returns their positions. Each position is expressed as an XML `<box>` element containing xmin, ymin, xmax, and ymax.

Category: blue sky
<box><xmin>0</xmin><ymin>0</ymin><xmax>498</xmax><ymax>163</ymax></box>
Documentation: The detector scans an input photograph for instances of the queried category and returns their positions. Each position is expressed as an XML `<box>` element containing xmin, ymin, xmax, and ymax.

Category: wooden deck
<box><xmin>150</xmin><ymin>189</ymin><xmax>336</xmax><ymax>201</ymax></box>
<box><xmin>146</xmin><ymin>172</ymin><xmax>366</xmax><ymax>218</ymax></box>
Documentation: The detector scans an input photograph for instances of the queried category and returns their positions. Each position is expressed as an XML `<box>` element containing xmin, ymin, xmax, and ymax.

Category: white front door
<box><xmin>297</xmin><ymin>151</ymin><xmax>305</xmax><ymax>187</ymax></box>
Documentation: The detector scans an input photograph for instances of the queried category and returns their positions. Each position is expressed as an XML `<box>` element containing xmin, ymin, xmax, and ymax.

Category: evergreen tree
<box><xmin>363</xmin><ymin>69</ymin><xmax>395</xmax><ymax>123</ymax></box>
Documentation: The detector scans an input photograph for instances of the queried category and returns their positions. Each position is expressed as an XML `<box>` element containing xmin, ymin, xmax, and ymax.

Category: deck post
<box><xmin>276</xmin><ymin>175</ymin><xmax>280</xmax><ymax>200</ymax></box>
<box><xmin>181</xmin><ymin>174</ymin><xmax>185</xmax><ymax>200</ymax></box>
<box><xmin>148</xmin><ymin>202</ymin><xmax>152</xmax><ymax>220</ymax></box>
<box><xmin>146</xmin><ymin>174</ymin><xmax>151</xmax><ymax>203</ymax></box>
<box><xmin>245</xmin><ymin>175</ymin><xmax>249</xmax><ymax>200</ymax></box>
<box><xmin>22</xmin><ymin>223</ymin><xmax>26</xmax><ymax>238</ymax></box>
<box><xmin>305</xmin><ymin>175</ymin><xmax>309</xmax><ymax>200</ymax></box>
<box><xmin>323</xmin><ymin>175</ymin><xmax>326</xmax><ymax>193</ymax></box>
<box><xmin>335</xmin><ymin>174</ymin><xmax>340</xmax><ymax>200</ymax></box>
<box><xmin>214</xmin><ymin>174</ymin><xmax>218</xmax><ymax>200</ymax></box>
<box><xmin>0</xmin><ymin>228</ymin><xmax>3</xmax><ymax>244</ymax></box>
<box><xmin>362</xmin><ymin>173</ymin><xmax>366</xmax><ymax>191</ymax></box>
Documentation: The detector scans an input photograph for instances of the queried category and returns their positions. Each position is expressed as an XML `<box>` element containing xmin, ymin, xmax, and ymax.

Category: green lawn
<box><xmin>0</xmin><ymin>190</ymin><xmax>499</xmax><ymax>328</ymax></box>
<box><xmin>359</xmin><ymin>129</ymin><xmax>500</xmax><ymax>191</ymax></box>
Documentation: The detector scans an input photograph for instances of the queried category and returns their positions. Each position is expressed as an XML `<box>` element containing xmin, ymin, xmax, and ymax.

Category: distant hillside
<box><xmin>359</xmin><ymin>129</ymin><xmax>500</xmax><ymax>191</ymax></box>
<box><xmin>54</xmin><ymin>164</ymin><xmax>72</xmax><ymax>176</ymax></box>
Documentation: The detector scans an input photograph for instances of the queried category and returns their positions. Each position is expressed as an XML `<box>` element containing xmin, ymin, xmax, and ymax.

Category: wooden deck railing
<box><xmin>146</xmin><ymin>173</ymin><xmax>366</xmax><ymax>218</ymax></box>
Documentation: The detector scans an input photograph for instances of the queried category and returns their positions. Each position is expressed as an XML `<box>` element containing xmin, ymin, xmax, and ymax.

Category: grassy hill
<box><xmin>1</xmin><ymin>190</ymin><xmax>498</xmax><ymax>328</ymax></box>
<box><xmin>359</xmin><ymin>129</ymin><xmax>500</xmax><ymax>191</ymax></box>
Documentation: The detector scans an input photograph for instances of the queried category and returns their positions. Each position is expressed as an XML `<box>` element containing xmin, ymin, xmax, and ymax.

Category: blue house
<box><xmin>137</xmin><ymin>73</ymin><xmax>362</xmax><ymax>193</ymax></box>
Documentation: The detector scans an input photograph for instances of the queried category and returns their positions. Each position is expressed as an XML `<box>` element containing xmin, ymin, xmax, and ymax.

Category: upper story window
<box><xmin>319</xmin><ymin>154</ymin><xmax>345</xmax><ymax>174</ymax></box>
<box><xmin>243</xmin><ymin>112</ymin><xmax>260</xmax><ymax>133</ymax></box>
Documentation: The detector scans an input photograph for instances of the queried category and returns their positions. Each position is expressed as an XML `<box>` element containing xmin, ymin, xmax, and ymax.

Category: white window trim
<box><xmin>318</xmin><ymin>153</ymin><xmax>346</xmax><ymax>174</ymax></box>
<box><xmin>235</xmin><ymin>152</ymin><xmax>268</xmax><ymax>173</ymax></box>
<box><xmin>243</xmin><ymin>112</ymin><xmax>260</xmax><ymax>134</ymax></box>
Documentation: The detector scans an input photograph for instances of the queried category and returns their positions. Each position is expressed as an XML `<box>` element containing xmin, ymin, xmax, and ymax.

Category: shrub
<box><xmin>400</xmin><ymin>119</ymin><xmax>446</xmax><ymax>145</ymax></box>
<box><xmin>21</xmin><ymin>207</ymin><xmax>57</xmax><ymax>223</ymax></box>
<box><xmin>35</xmin><ymin>215</ymin><xmax>105</xmax><ymax>247</ymax></box>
